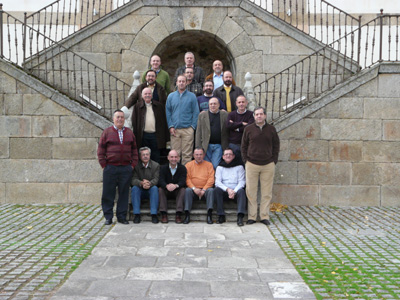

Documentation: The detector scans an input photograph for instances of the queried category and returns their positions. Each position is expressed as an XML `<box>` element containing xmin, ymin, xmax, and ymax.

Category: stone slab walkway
<box><xmin>50</xmin><ymin>222</ymin><xmax>314</xmax><ymax>300</ymax></box>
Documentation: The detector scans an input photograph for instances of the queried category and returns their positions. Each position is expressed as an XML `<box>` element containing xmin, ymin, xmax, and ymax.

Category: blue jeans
<box><xmin>131</xmin><ymin>185</ymin><xmax>159</xmax><ymax>215</ymax></box>
<box><xmin>205</xmin><ymin>144</ymin><xmax>222</xmax><ymax>169</ymax></box>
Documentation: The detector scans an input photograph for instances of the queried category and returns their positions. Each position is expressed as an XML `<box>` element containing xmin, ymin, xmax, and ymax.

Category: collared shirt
<box><xmin>142</xmin><ymin>162</ymin><xmax>150</xmax><ymax>168</ymax></box>
<box><xmin>169</xmin><ymin>164</ymin><xmax>177</xmax><ymax>176</ymax></box>
<box><xmin>213</xmin><ymin>72</ymin><xmax>224</xmax><ymax>90</ymax></box>
<box><xmin>256</xmin><ymin>121</ymin><xmax>267</xmax><ymax>130</ymax></box>
<box><xmin>113</xmin><ymin>125</ymin><xmax>125</xmax><ymax>144</ymax></box>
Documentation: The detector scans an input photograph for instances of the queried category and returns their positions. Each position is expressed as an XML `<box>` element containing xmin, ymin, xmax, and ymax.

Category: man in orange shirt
<box><xmin>183</xmin><ymin>147</ymin><xmax>215</xmax><ymax>224</ymax></box>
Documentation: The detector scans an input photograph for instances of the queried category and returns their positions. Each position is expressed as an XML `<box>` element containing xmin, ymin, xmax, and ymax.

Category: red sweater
<box><xmin>97</xmin><ymin>126</ymin><xmax>138</xmax><ymax>168</ymax></box>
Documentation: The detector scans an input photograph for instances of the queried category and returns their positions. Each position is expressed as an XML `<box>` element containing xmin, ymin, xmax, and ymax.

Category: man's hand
<box><xmin>227</xmin><ymin>188</ymin><xmax>236</xmax><ymax>199</ymax></box>
<box><xmin>141</xmin><ymin>179</ymin><xmax>151</xmax><ymax>189</ymax></box>
<box><xmin>242</xmin><ymin>122</ymin><xmax>248</xmax><ymax>126</ymax></box>
<box><xmin>166</xmin><ymin>183</ymin><xmax>177</xmax><ymax>192</ymax></box>
<box><xmin>169</xmin><ymin>127</ymin><xmax>176</xmax><ymax>137</ymax></box>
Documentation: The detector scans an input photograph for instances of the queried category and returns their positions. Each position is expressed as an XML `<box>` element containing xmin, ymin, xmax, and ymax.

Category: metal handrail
<box><xmin>254</xmin><ymin>13</ymin><xmax>400</xmax><ymax>123</ymax></box>
<box><xmin>1</xmin><ymin>9</ymin><xmax>131</xmax><ymax>120</ymax></box>
<box><xmin>248</xmin><ymin>0</ymin><xmax>361</xmax><ymax>45</ymax></box>
<box><xmin>24</xmin><ymin>0</ymin><xmax>131</xmax><ymax>45</ymax></box>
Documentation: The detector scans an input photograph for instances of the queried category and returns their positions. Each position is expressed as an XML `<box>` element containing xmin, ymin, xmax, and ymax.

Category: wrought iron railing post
<box><xmin>357</xmin><ymin>15</ymin><xmax>362</xmax><ymax>66</ymax></box>
<box><xmin>0</xmin><ymin>3</ymin><xmax>3</xmax><ymax>59</ymax></box>
<box><xmin>379</xmin><ymin>9</ymin><xmax>384</xmax><ymax>62</ymax></box>
<box><xmin>23</xmin><ymin>12</ymin><xmax>27</xmax><ymax>65</ymax></box>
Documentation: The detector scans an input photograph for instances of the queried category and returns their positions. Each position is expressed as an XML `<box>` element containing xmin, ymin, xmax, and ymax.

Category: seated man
<box><xmin>214</xmin><ymin>148</ymin><xmax>246</xmax><ymax>226</ymax></box>
<box><xmin>184</xmin><ymin>148</ymin><xmax>215</xmax><ymax>224</ymax></box>
<box><xmin>158</xmin><ymin>149</ymin><xmax>187</xmax><ymax>224</ymax></box>
<box><xmin>131</xmin><ymin>147</ymin><xmax>160</xmax><ymax>224</ymax></box>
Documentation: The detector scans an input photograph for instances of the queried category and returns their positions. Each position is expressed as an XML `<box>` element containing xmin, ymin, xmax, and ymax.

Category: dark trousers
<box><xmin>142</xmin><ymin>132</ymin><xmax>160</xmax><ymax>163</ymax></box>
<box><xmin>158</xmin><ymin>187</ymin><xmax>185</xmax><ymax>213</ymax></box>
<box><xmin>214</xmin><ymin>187</ymin><xmax>246</xmax><ymax>215</ymax></box>
<box><xmin>101</xmin><ymin>165</ymin><xmax>132</xmax><ymax>221</ymax></box>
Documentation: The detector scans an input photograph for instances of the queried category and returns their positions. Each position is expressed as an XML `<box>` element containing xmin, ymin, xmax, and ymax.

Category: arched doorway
<box><xmin>151</xmin><ymin>30</ymin><xmax>235</xmax><ymax>87</ymax></box>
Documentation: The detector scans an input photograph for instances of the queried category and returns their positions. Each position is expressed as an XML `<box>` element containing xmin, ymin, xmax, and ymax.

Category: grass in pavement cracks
<box><xmin>0</xmin><ymin>204</ymin><xmax>111</xmax><ymax>299</ymax></box>
<box><xmin>269</xmin><ymin>206</ymin><xmax>400</xmax><ymax>300</ymax></box>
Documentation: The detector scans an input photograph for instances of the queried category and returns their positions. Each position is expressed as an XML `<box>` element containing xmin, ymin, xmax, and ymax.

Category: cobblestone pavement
<box><xmin>0</xmin><ymin>204</ymin><xmax>110</xmax><ymax>300</ymax></box>
<box><xmin>269</xmin><ymin>206</ymin><xmax>400</xmax><ymax>300</ymax></box>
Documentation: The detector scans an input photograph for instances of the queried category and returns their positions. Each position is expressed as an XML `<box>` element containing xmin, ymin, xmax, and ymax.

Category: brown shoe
<box><xmin>161</xmin><ymin>213</ymin><xmax>168</xmax><ymax>223</ymax></box>
<box><xmin>175</xmin><ymin>213</ymin><xmax>182</xmax><ymax>224</ymax></box>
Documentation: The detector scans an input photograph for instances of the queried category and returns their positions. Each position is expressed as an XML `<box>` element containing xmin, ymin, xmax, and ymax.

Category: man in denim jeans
<box><xmin>131</xmin><ymin>147</ymin><xmax>160</xmax><ymax>224</ymax></box>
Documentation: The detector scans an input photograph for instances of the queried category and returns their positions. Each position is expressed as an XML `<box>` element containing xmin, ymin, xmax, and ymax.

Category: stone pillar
<box><xmin>243</xmin><ymin>72</ymin><xmax>256</xmax><ymax>112</ymax></box>
<box><xmin>121</xmin><ymin>70</ymin><xmax>140</xmax><ymax>129</ymax></box>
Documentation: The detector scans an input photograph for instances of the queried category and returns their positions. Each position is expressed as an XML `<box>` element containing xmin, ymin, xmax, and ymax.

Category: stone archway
<box><xmin>152</xmin><ymin>30</ymin><xmax>236</xmax><ymax>85</ymax></box>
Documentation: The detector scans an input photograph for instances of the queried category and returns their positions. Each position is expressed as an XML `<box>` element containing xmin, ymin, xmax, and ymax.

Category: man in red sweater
<box><xmin>97</xmin><ymin>110</ymin><xmax>138</xmax><ymax>225</ymax></box>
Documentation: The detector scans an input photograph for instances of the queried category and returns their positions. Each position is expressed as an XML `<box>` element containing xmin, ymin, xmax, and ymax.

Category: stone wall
<box><xmin>273</xmin><ymin>66</ymin><xmax>400</xmax><ymax>207</ymax></box>
<box><xmin>0</xmin><ymin>64</ymin><xmax>105</xmax><ymax>204</ymax></box>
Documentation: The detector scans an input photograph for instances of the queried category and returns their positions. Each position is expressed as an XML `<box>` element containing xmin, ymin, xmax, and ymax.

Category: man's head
<box><xmin>139</xmin><ymin>147</ymin><xmax>151</xmax><ymax>164</ymax></box>
<box><xmin>167</xmin><ymin>149</ymin><xmax>180</xmax><ymax>166</ymax></box>
<box><xmin>208</xmin><ymin>97</ymin><xmax>220</xmax><ymax>113</ymax></box>
<box><xmin>223</xmin><ymin>71</ymin><xmax>233</xmax><ymax>87</ymax></box>
<box><xmin>141</xmin><ymin>87</ymin><xmax>153</xmax><ymax>104</ymax></box>
<box><xmin>236</xmin><ymin>95</ymin><xmax>248</xmax><ymax>113</ymax></box>
<box><xmin>176</xmin><ymin>75</ymin><xmax>187</xmax><ymax>92</ymax></box>
<box><xmin>184</xmin><ymin>52</ymin><xmax>195</xmax><ymax>67</ymax></box>
<box><xmin>184</xmin><ymin>67</ymin><xmax>194</xmax><ymax>82</ymax></box>
<box><xmin>193</xmin><ymin>147</ymin><xmax>205</xmax><ymax>164</ymax></box>
<box><xmin>150</xmin><ymin>55</ymin><xmax>161</xmax><ymax>71</ymax></box>
<box><xmin>222</xmin><ymin>148</ymin><xmax>235</xmax><ymax>164</ymax></box>
<box><xmin>145</xmin><ymin>70</ymin><xmax>157</xmax><ymax>85</ymax></box>
<box><xmin>212</xmin><ymin>60</ymin><xmax>223</xmax><ymax>75</ymax></box>
<box><xmin>113</xmin><ymin>109</ymin><xmax>125</xmax><ymax>129</ymax></box>
<box><xmin>203</xmin><ymin>80</ymin><xmax>214</xmax><ymax>96</ymax></box>
<box><xmin>254</xmin><ymin>107</ymin><xmax>267</xmax><ymax>125</ymax></box>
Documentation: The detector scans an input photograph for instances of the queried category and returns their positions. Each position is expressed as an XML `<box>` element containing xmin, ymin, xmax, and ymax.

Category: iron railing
<box><xmin>1</xmin><ymin>7</ymin><xmax>130</xmax><ymax>120</ymax></box>
<box><xmin>254</xmin><ymin>13</ymin><xmax>400</xmax><ymax>122</ymax></box>
<box><xmin>248</xmin><ymin>0</ymin><xmax>361</xmax><ymax>45</ymax></box>
<box><xmin>24</xmin><ymin>0</ymin><xmax>131</xmax><ymax>44</ymax></box>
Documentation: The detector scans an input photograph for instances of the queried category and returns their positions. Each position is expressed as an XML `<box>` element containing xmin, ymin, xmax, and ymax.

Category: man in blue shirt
<box><xmin>166</xmin><ymin>75</ymin><xmax>200</xmax><ymax>165</ymax></box>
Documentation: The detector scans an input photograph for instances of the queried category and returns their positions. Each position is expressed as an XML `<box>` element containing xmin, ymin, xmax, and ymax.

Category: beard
<box><xmin>224</xmin><ymin>80</ymin><xmax>232</xmax><ymax>86</ymax></box>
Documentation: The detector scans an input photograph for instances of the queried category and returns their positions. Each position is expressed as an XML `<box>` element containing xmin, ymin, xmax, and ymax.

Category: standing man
<box><xmin>226</xmin><ymin>95</ymin><xmax>254</xmax><ymax>161</ymax></box>
<box><xmin>184</xmin><ymin>67</ymin><xmax>203</xmax><ymax>97</ymax></box>
<box><xmin>184</xmin><ymin>148</ymin><xmax>215</xmax><ymax>224</ymax></box>
<box><xmin>197</xmin><ymin>80</ymin><xmax>225</xmax><ymax>112</ymax></box>
<box><xmin>205</xmin><ymin>60</ymin><xmax>236</xmax><ymax>90</ymax></box>
<box><xmin>131</xmin><ymin>88</ymin><xmax>168</xmax><ymax>163</ymax></box>
<box><xmin>196</xmin><ymin>98</ymin><xmax>229</xmax><ymax>169</ymax></box>
<box><xmin>166</xmin><ymin>75</ymin><xmax>200</xmax><ymax>165</ymax></box>
<box><xmin>158</xmin><ymin>150</ymin><xmax>187</xmax><ymax>224</ymax></box>
<box><xmin>214</xmin><ymin>148</ymin><xmax>246</xmax><ymax>226</ymax></box>
<box><xmin>174</xmin><ymin>52</ymin><xmax>205</xmax><ymax>86</ymax></box>
<box><xmin>241</xmin><ymin>107</ymin><xmax>280</xmax><ymax>226</ymax></box>
<box><xmin>141</xmin><ymin>54</ymin><xmax>171</xmax><ymax>94</ymax></box>
<box><xmin>214</xmin><ymin>71</ymin><xmax>244</xmax><ymax>113</ymax></box>
<box><xmin>125</xmin><ymin>70</ymin><xmax>167</xmax><ymax>109</ymax></box>
<box><xmin>97</xmin><ymin>109</ymin><xmax>138</xmax><ymax>225</ymax></box>
<box><xmin>131</xmin><ymin>147</ymin><xmax>160</xmax><ymax>224</ymax></box>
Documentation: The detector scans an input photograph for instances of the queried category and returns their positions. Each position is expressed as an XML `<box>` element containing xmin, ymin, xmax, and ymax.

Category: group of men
<box><xmin>98</xmin><ymin>52</ymin><xmax>280</xmax><ymax>227</ymax></box>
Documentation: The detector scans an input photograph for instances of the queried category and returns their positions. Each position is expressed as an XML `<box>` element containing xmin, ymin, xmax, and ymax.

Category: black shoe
<box><xmin>237</xmin><ymin>214</ymin><xmax>244</xmax><ymax>227</ymax></box>
<box><xmin>133</xmin><ymin>214</ymin><xmax>141</xmax><ymax>224</ymax></box>
<box><xmin>151</xmin><ymin>214</ymin><xmax>159</xmax><ymax>224</ymax></box>
<box><xmin>260</xmin><ymin>219</ymin><xmax>270</xmax><ymax>226</ymax></box>
<box><xmin>246</xmin><ymin>219</ymin><xmax>256</xmax><ymax>225</ymax></box>
<box><xmin>183</xmin><ymin>212</ymin><xmax>190</xmax><ymax>224</ymax></box>
<box><xmin>117</xmin><ymin>219</ymin><xmax>129</xmax><ymax>225</ymax></box>
<box><xmin>104</xmin><ymin>219</ymin><xmax>113</xmax><ymax>225</ymax></box>
<box><xmin>217</xmin><ymin>215</ymin><xmax>226</xmax><ymax>224</ymax></box>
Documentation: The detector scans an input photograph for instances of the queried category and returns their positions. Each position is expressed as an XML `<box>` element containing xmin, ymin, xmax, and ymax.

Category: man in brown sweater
<box><xmin>241</xmin><ymin>107</ymin><xmax>280</xmax><ymax>226</ymax></box>
<box><xmin>97</xmin><ymin>110</ymin><xmax>138</xmax><ymax>225</ymax></box>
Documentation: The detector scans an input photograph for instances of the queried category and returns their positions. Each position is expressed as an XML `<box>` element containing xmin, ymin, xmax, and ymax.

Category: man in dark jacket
<box><xmin>158</xmin><ymin>150</ymin><xmax>187</xmax><ymax>223</ymax></box>
<box><xmin>173</xmin><ymin>52</ymin><xmax>205</xmax><ymax>86</ymax></box>
<box><xmin>124</xmin><ymin>69</ymin><xmax>167</xmax><ymax>109</ymax></box>
<box><xmin>131</xmin><ymin>147</ymin><xmax>160</xmax><ymax>224</ymax></box>
<box><xmin>131</xmin><ymin>88</ymin><xmax>169</xmax><ymax>163</ymax></box>
<box><xmin>214</xmin><ymin>70</ymin><xmax>244</xmax><ymax>113</ymax></box>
